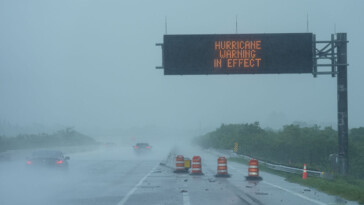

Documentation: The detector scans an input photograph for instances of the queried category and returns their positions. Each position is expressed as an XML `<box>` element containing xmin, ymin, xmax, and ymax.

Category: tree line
<box><xmin>0</xmin><ymin>127</ymin><xmax>97</xmax><ymax>152</ymax></box>
<box><xmin>194</xmin><ymin>122</ymin><xmax>364</xmax><ymax>179</ymax></box>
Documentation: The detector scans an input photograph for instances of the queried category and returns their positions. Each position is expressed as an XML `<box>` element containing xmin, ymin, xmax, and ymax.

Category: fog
<box><xmin>2</xmin><ymin>2</ymin><xmax>363</xmax><ymax>204</ymax></box>
<box><xmin>0</xmin><ymin>137</ymin><xmax>187</xmax><ymax>205</ymax></box>
<box><xmin>1</xmin><ymin>0</ymin><xmax>364</xmax><ymax>137</ymax></box>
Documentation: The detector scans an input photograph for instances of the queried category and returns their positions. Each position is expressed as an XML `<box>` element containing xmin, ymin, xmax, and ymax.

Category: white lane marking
<box><xmin>183</xmin><ymin>192</ymin><xmax>191</xmax><ymax>205</ymax></box>
<box><xmin>117</xmin><ymin>164</ymin><xmax>158</xmax><ymax>205</ymax></box>
<box><xmin>228</xmin><ymin>164</ymin><xmax>327</xmax><ymax>205</ymax></box>
<box><xmin>182</xmin><ymin>177</ymin><xmax>191</xmax><ymax>205</ymax></box>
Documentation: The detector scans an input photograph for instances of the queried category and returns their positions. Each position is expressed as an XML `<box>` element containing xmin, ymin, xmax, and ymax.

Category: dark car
<box><xmin>133</xmin><ymin>143</ymin><xmax>151</xmax><ymax>154</ymax></box>
<box><xmin>26</xmin><ymin>150</ymin><xmax>70</xmax><ymax>170</ymax></box>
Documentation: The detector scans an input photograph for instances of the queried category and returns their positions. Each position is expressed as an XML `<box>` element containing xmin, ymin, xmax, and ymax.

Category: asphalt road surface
<box><xmin>0</xmin><ymin>145</ymin><xmax>358</xmax><ymax>205</ymax></box>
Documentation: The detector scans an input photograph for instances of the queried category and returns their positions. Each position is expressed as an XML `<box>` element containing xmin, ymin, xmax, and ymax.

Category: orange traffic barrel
<box><xmin>302</xmin><ymin>164</ymin><xmax>308</xmax><ymax>179</ymax></box>
<box><xmin>245</xmin><ymin>159</ymin><xmax>262</xmax><ymax>180</ymax></box>
<box><xmin>215</xmin><ymin>157</ymin><xmax>230</xmax><ymax>177</ymax></box>
<box><xmin>174</xmin><ymin>155</ymin><xmax>187</xmax><ymax>173</ymax></box>
<box><xmin>190</xmin><ymin>156</ymin><xmax>203</xmax><ymax>175</ymax></box>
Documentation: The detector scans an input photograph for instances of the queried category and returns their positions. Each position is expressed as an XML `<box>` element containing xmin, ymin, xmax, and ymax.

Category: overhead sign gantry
<box><xmin>156</xmin><ymin>32</ymin><xmax>349</xmax><ymax>175</ymax></box>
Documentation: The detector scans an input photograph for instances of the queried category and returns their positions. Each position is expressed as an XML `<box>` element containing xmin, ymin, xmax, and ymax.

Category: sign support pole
<box><xmin>337</xmin><ymin>33</ymin><xmax>348</xmax><ymax>175</ymax></box>
<box><xmin>313</xmin><ymin>33</ymin><xmax>349</xmax><ymax>175</ymax></box>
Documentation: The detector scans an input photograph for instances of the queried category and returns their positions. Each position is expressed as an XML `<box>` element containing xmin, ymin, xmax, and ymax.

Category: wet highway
<box><xmin>0</xmin><ymin>145</ymin><xmax>358</xmax><ymax>205</ymax></box>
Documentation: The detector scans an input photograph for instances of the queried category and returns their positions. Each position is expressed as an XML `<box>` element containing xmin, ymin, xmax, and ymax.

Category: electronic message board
<box><xmin>163</xmin><ymin>33</ymin><xmax>313</xmax><ymax>75</ymax></box>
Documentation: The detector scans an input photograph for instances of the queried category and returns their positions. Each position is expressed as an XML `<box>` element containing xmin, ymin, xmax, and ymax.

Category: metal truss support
<box><xmin>155</xmin><ymin>43</ymin><xmax>164</xmax><ymax>69</ymax></box>
<box><xmin>313</xmin><ymin>34</ymin><xmax>338</xmax><ymax>77</ymax></box>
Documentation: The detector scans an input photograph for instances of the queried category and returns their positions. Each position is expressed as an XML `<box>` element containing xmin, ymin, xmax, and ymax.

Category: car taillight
<box><xmin>26</xmin><ymin>161</ymin><xmax>32</xmax><ymax>165</ymax></box>
<box><xmin>146</xmin><ymin>146</ymin><xmax>151</xmax><ymax>148</ymax></box>
<box><xmin>56</xmin><ymin>160</ymin><xmax>63</xmax><ymax>164</ymax></box>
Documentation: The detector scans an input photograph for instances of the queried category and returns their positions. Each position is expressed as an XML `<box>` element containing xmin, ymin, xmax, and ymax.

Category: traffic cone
<box><xmin>302</xmin><ymin>164</ymin><xmax>307</xmax><ymax>179</ymax></box>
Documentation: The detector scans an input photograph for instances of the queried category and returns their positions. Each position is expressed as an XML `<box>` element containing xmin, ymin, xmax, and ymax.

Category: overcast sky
<box><xmin>0</xmin><ymin>0</ymin><xmax>363</xmax><ymax>136</ymax></box>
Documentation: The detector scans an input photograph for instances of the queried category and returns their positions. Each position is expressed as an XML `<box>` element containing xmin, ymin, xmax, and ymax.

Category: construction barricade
<box><xmin>215</xmin><ymin>157</ymin><xmax>230</xmax><ymax>177</ymax></box>
<box><xmin>245</xmin><ymin>159</ymin><xmax>262</xmax><ymax>181</ymax></box>
<box><xmin>174</xmin><ymin>155</ymin><xmax>187</xmax><ymax>173</ymax></box>
<box><xmin>184</xmin><ymin>157</ymin><xmax>191</xmax><ymax>171</ymax></box>
<box><xmin>190</xmin><ymin>156</ymin><xmax>204</xmax><ymax>175</ymax></box>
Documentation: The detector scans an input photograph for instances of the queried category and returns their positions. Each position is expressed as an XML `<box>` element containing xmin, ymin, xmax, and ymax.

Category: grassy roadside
<box><xmin>229</xmin><ymin>157</ymin><xmax>364</xmax><ymax>204</ymax></box>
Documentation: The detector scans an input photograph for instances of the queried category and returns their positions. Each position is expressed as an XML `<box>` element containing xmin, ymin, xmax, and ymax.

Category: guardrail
<box><xmin>160</xmin><ymin>151</ymin><xmax>177</xmax><ymax>169</ymax></box>
<box><xmin>262</xmin><ymin>161</ymin><xmax>322</xmax><ymax>177</ymax></box>
<box><xmin>208</xmin><ymin>149</ymin><xmax>331</xmax><ymax>179</ymax></box>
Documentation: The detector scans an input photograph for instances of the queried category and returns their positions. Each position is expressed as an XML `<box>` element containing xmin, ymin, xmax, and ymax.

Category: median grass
<box><xmin>229</xmin><ymin>157</ymin><xmax>364</xmax><ymax>204</ymax></box>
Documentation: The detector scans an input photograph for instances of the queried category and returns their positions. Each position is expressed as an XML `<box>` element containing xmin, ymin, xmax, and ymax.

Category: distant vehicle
<box><xmin>26</xmin><ymin>150</ymin><xmax>70</xmax><ymax>170</ymax></box>
<box><xmin>133</xmin><ymin>143</ymin><xmax>151</xmax><ymax>154</ymax></box>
